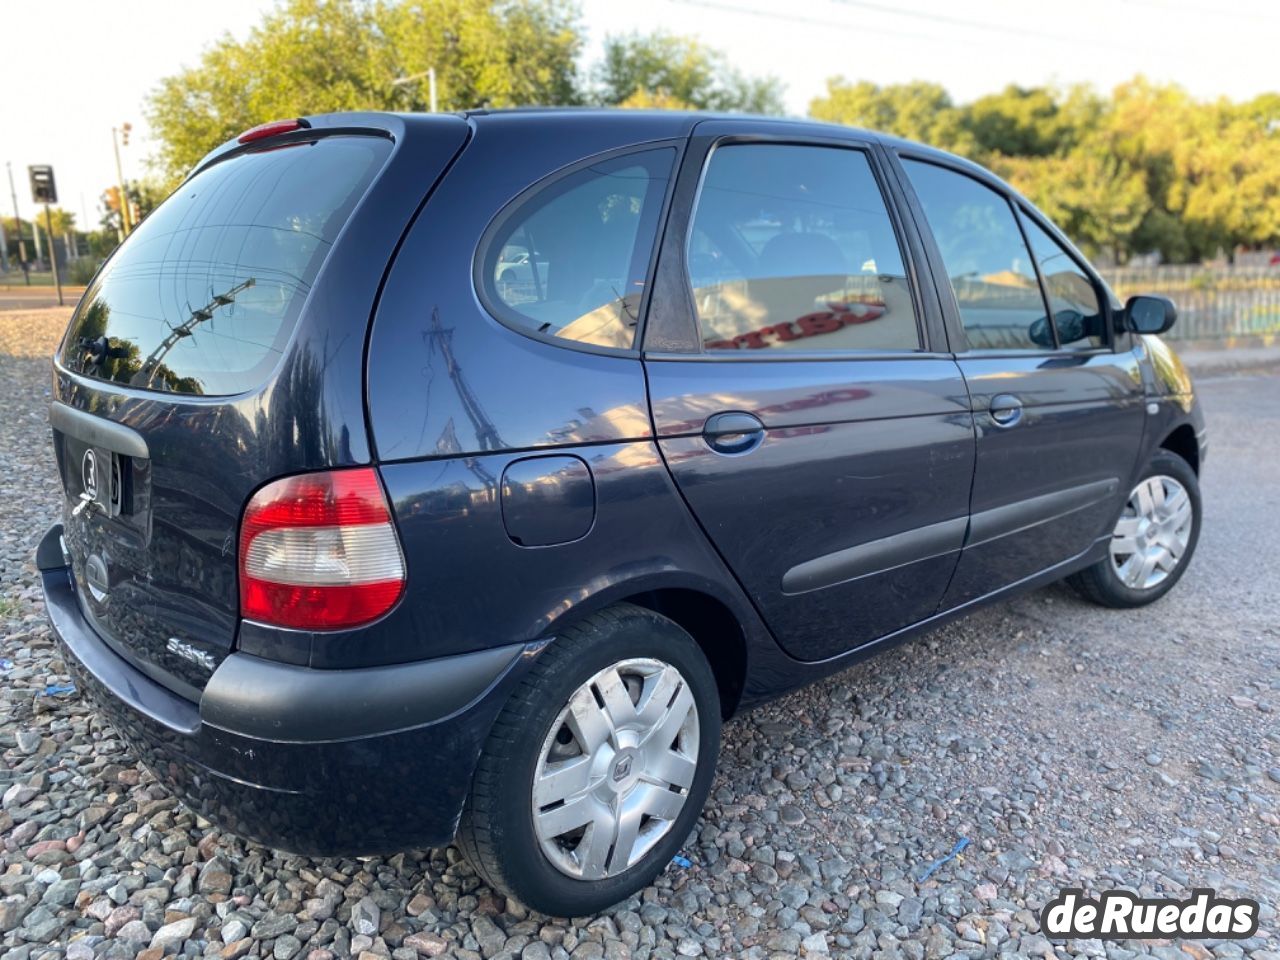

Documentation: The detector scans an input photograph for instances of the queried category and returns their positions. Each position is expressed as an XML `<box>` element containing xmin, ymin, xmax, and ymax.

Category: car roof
<box><xmin>459</xmin><ymin>107</ymin><xmax>1001</xmax><ymax>185</ymax></box>
<box><xmin>196</xmin><ymin>108</ymin><xmax>1014</xmax><ymax>209</ymax></box>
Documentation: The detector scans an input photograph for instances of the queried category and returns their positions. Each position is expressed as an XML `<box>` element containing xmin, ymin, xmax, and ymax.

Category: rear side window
<box><xmin>688</xmin><ymin>144</ymin><xmax>920</xmax><ymax>352</ymax></box>
<box><xmin>903</xmin><ymin>159</ymin><xmax>1049</xmax><ymax>351</ymax></box>
<box><xmin>480</xmin><ymin>148</ymin><xmax>675</xmax><ymax>351</ymax></box>
<box><xmin>1020</xmin><ymin>215</ymin><xmax>1107</xmax><ymax>349</ymax></box>
<box><xmin>60</xmin><ymin>135</ymin><xmax>391</xmax><ymax>395</ymax></box>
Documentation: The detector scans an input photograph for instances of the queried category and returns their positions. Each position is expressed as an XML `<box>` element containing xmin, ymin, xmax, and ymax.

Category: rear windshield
<box><xmin>60</xmin><ymin>135</ymin><xmax>391</xmax><ymax>395</ymax></box>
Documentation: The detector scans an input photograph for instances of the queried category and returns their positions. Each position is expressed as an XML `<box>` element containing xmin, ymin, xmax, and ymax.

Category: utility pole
<box><xmin>30</xmin><ymin>211</ymin><xmax>44</xmax><ymax>269</ymax></box>
<box><xmin>44</xmin><ymin>205</ymin><xmax>63</xmax><ymax>306</ymax></box>
<box><xmin>112</xmin><ymin>124</ymin><xmax>133</xmax><ymax>236</ymax></box>
<box><xmin>6</xmin><ymin>163</ymin><xmax>29</xmax><ymax>284</ymax></box>
<box><xmin>0</xmin><ymin>214</ymin><xmax>7</xmax><ymax>272</ymax></box>
<box><xmin>429</xmin><ymin>67</ymin><xmax>438</xmax><ymax>113</ymax></box>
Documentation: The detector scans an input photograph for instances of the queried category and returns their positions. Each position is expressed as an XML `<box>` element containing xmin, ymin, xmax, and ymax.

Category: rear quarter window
<box><xmin>60</xmin><ymin>135</ymin><xmax>391</xmax><ymax>395</ymax></box>
<box><xmin>477</xmin><ymin>148</ymin><xmax>675</xmax><ymax>351</ymax></box>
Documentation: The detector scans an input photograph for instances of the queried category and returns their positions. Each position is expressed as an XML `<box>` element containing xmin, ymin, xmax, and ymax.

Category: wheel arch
<box><xmin>1159</xmin><ymin>422</ymin><xmax>1200</xmax><ymax>475</ymax></box>
<box><xmin>539</xmin><ymin>571</ymin><xmax>755</xmax><ymax>721</ymax></box>
<box><xmin>620</xmin><ymin>587</ymin><xmax>748</xmax><ymax>721</ymax></box>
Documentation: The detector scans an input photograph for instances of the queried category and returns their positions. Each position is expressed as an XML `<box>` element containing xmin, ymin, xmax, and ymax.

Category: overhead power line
<box><xmin>673</xmin><ymin>0</ymin><xmax>1127</xmax><ymax>52</ymax></box>
<box><xmin>1118</xmin><ymin>0</ymin><xmax>1277</xmax><ymax>22</ymax></box>
<box><xmin>670</xmin><ymin>0</ymin><xmax>931</xmax><ymax>41</ymax></box>
<box><xmin>828</xmin><ymin>0</ymin><xmax>1105</xmax><ymax>45</ymax></box>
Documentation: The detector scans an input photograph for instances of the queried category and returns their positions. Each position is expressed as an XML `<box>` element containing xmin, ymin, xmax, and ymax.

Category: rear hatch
<box><xmin>50</xmin><ymin>120</ymin><xmax>463</xmax><ymax>697</ymax></box>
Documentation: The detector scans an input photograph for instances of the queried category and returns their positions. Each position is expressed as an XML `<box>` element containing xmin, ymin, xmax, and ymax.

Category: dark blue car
<box><xmin>40</xmin><ymin>110</ymin><xmax>1204</xmax><ymax>915</ymax></box>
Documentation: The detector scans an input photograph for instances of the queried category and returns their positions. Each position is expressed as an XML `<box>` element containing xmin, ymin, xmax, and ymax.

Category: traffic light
<box><xmin>120</xmin><ymin>122</ymin><xmax>132</xmax><ymax>147</ymax></box>
<box><xmin>29</xmin><ymin>165</ymin><xmax>58</xmax><ymax>205</ymax></box>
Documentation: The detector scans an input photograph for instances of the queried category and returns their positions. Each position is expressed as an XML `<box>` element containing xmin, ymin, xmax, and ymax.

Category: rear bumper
<box><xmin>38</xmin><ymin>524</ymin><xmax>533</xmax><ymax>856</ymax></box>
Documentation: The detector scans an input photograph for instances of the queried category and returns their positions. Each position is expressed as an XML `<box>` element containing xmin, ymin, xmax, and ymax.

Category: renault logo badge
<box><xmin>81</xmin><ymin>449</ymin><xmax>98</xmax><ymax>500</ymax></box>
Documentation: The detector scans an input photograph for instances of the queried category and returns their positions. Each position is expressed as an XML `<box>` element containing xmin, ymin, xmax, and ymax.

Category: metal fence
<box><xmin>1100</xmin><ymin>265</ymin><xmax>1280</xmax><ymax>342</ymax></box>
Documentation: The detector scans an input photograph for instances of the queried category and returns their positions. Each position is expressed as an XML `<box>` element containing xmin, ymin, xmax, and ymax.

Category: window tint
<box><xmin>688</xmin><ymin>144</ymin><xmax>919</xmax><ymax>352</ymax></box>
<box><xmin>60</xmin><ymin>136</ymin><xmax>391</xmax><ymax>395</ymax></box>
<box><xmin>903</xmin><ymin>159</ymin><xmax>1051</xmax><ymax>351</ymax></box>
<box><xmin>1021</xmin><ymin>215</ymin><xmax>1106</xmax><ymax>348</ymax></box>
<box><xmin>483</xmin><ymin>149</ymin><xmax>674</xmax><ymax>350</ymax></box>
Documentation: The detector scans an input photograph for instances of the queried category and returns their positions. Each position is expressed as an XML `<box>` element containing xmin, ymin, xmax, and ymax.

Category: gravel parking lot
<box><xmin>0</xmin><ymin>307</ymin><xmax>1276</xmax><ymax>960</ymax></box>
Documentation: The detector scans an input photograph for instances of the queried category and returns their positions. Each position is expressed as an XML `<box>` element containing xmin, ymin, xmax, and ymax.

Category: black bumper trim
<box><xmin>201</xmin><ymin>643</ymin><xmax>524</xmax><ymax>742</ymax></box>
<box><xmin>38</xmin><ymin>522</ymin><xmax>542</xmax><ymax>855</ymax></box>
<box><xmin>42</xmin><ymin>552</ymin><xmax>201</xmax><ymax>736</ymax></box>
<box><xmin>40</xmin><ymin>522</ymin><xmax>527</xmax><ymax>743</ymax></box>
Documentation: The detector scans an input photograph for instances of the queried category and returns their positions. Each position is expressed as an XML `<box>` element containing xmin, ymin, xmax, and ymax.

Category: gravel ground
<box><xmin>0</xmin><ymin>307</ymin><xmax>1276</xmax><ymax>960</ymax></box>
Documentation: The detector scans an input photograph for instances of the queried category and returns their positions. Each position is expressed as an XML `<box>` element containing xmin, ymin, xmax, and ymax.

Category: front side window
<box><xmin>903</xmin><ymin>159</ymin><xmax>1050</xmax><ymax>351</ymax></box>
<box><xmin>687</xmin><ymin>144</ymin><xmax>920</xmax><ymax>353</ymax></box>
<box><xmin>1020</xmin><ymin>215</ymin><xmax>1106</xmax><ymax>349</ymax></box>
<box><xmin>481</xmin><ymin>149</ymin><xmax>674</xmax><ymax>350</ymax></box>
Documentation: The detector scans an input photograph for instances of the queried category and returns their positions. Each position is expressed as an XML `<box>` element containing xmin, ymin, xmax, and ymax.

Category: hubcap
<box><xmin>1110</xmin><ymin>474</ymin><xmax>1194</xmax><ymax>590</ymax></box>
<box><xmin>532</xmin><ymin>658</ymin><xmax>699</xmax><ymax>880</ymax></box>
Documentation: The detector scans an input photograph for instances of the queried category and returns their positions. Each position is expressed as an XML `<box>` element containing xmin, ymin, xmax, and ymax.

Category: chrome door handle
<box><xmin>989</xmin><ymin>394</ymin><xmax>1023</xmax><ymax>427</ymax></box>
<box><xmin>702</xmin><ymin>411</ymin><xmax>765</xmax><ymax>455</ymax></box>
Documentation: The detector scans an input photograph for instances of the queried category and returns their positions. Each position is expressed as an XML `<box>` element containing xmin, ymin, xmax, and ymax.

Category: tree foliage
<box><xmin>811</xmin><ymin>80</ymin><xmax>974</xmax><ymax>155</ymax></box>
<box><xmin>145</xmin><ymin>2</ymin><xmax>784</xmax><ymax>189</ymax></box>
<box><xmin>593</xmin><ymin>32</ymin><xmax>784</xmax><ymax>115</ymax></box>
<box><xmin>810</xmin><ymin>76</ymin><xmax>1280</xmax><ymax>263</ymax></box>
<box><xmin>147</xmin><ymin>0</ymin><xmax>584</xmax><ymax>184</ymax></box>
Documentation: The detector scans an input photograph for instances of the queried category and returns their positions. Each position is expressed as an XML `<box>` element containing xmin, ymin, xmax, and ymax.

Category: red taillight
<box><xmin>238</xmin><ymin>468</ymin><xmax>405</xmax><ymax>630</ymax></box>
<box><xmin>237</xmin><ymin>118</ymin><xmax>310</xmax><ymax>144</ymax></box>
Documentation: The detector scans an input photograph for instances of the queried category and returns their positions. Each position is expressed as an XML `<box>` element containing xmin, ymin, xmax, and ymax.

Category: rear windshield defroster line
<box><xmin>59</xmin><ymin>135</ymin><xmax>392</xmax><ymax>396</ymax></box>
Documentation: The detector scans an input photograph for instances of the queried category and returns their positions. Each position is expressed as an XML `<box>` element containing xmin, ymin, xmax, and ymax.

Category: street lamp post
<box><xmin>391</xmin><ymin>68</ymin><xmax>438</xmax><ymax>112</ymax></box>
<box><xmin>112</xmin><ymin>123</ymin><xmax>133</xmax><ymax>237</ymax></box>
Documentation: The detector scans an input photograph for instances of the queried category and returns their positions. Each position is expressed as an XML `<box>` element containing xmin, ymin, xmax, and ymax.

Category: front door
<box><xmin>894</xmin><ymin>154</ymin><xmax>1146</xmax><ymax>608</ymax></box>
<box><xmin>644</xmin><ymin>123</ymin><xmax>975</xmax><ymax>662</ymax></box>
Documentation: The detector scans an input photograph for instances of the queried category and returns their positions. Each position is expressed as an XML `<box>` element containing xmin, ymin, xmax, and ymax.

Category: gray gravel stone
<box><xmin>351</xmin><ymin>895</ymin><xmax>381</xmax><ymax>936</ymax></box>
<box><xmin>151</xmin><ymin>915</ymin><xmax>197</xmax><ymax>950</ymax></box>
<box><xmin>113</xmin><ymin>919</ymin><xmax>151</xmax><ymax>942</ymax></box>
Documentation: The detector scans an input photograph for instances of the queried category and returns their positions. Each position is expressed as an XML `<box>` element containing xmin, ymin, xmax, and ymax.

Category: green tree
<box><xmin>809</xmin><ymin>79</ymin><xmax>974</xmax><ymax>155</ymax></box>
<box><xmin>146</xmin><ymin>0</ymin><xmax>583</xmax><ymax>185</ymax></box>
<box><xmin>996</xmin><ymin>147</ymin><xmax>1149</xmax><ymax>262</ymax></box>
<box><xmin>378</xmin><ymin>0</ymin><xmax>581</xmax><ymax>111</ymax></box>
<box><xmin>594</xmin><ymin>32</ymin><xmax>784</xmax><ymax>114</ymax></box>
<box><xmin>964</xmin><ymin>84</ymin><xmax>1099</xmax><ymax>159</ymax></box>
<box><xmin>811</xmin><ymin>74</ymin><xmax>1280</xmax><ymax>263</ymax></box>
<box><xmin>1104</xmin><ymin>78</ymin><xmax>1280</xmax><ymax>260</ymax></box>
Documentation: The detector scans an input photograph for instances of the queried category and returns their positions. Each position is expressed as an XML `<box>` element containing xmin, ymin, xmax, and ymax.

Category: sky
<box><xmin>3</xmin><ymin>0</ymin><xmax>1277</xmax><ymax>232</ymax></box>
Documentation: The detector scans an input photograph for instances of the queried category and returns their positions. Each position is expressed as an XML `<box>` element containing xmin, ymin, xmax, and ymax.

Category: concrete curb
<box><xmin>1178</xmin><ymin>343</ymin><xmax>1280</xmax><ymax>378</ymax></box>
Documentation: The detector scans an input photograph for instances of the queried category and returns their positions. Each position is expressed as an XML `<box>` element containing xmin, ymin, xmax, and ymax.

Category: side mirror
<box><xmin>1124</xmin><ymin>295</ymin><xmax>1177</xmax><ymax>335</ymax></box>
<box><xmin>1028</xmin><ymin>316</ymin><xmax>1054</xmax><ymax>348</ymax></box>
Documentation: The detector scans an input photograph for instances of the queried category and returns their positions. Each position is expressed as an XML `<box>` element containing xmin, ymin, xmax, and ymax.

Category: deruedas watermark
<box><xmin>1041</xmin><ymin>888</ymin><xmax>1260</xmax><ymax>940</ymax></box>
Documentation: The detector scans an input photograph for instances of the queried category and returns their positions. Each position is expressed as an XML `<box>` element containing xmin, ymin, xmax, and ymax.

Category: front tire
<box><xmin>457</xmin><ymin>604</ymin><xmax>721</xmax><ymax>916</ymax></box>
<box><xmin>1069</xmin><ymin>449</ymin><xmax>1201</xmax><ymax>608</ymax></box>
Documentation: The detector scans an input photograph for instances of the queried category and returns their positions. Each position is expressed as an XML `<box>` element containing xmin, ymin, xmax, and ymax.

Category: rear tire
<box><xmin>457</xmin><ymin>603</ymin><xmax>721</xmax><ymax>916</ymax></box>
<box><xmin>1069</xmin><ymin>449</ymin><xmax>1201</xmax><ymax>608</ymax></box>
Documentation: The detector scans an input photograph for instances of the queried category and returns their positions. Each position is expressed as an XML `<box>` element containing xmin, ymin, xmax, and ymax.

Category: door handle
<box><xmin>989</xmin><ymin>394</ymin><xmax>1023</xmax><ymax>428</ymax></box>
<box><xmin>702</xmin><ymin>411</ymin><xmax>765</xmax><ymax>455</ymax></box>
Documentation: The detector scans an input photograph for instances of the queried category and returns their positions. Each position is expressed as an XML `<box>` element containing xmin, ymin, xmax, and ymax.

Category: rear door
<box><xmin>892</xmin><ymin>153</ymin><xmax>1145</xmax><ymax>606</ymax></box>
<box><xmin>50</xmin><ymin>122</ymin><xmax>465</xmax><ymax>697</ymax></box>
<box><xmin>644</xmin><ymin>122</ymin><xmax>975</xmax><ymax>662</ymax></box>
